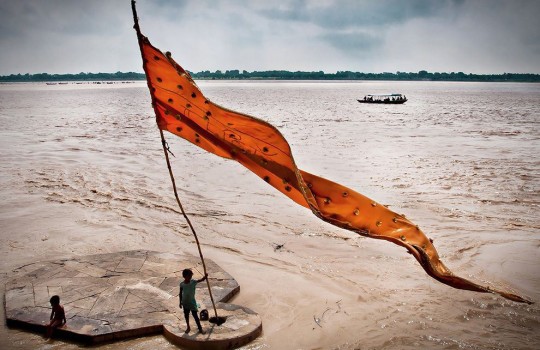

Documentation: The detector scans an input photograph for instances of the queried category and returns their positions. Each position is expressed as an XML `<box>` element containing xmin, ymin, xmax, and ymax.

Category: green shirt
<box><xmin>180</xmin><ymin>280</ymin><xmax>199</xmax><ymax>311</ymax></box>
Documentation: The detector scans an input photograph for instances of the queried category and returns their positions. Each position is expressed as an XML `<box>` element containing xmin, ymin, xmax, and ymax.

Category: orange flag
<box><xmin>133</xmin><ymin>26</ymin><xmax>530</xmax><ymax>304</ymax></box>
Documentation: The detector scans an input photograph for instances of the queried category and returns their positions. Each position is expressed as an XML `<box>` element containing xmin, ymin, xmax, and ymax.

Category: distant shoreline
<box><xmin>1</xmin><ymin>70</ymin><xmax>539</xmax><ymax>83</ymax></box>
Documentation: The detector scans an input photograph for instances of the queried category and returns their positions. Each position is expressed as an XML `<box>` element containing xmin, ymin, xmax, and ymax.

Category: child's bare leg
<box><xmin>46</xmin><ymin>323</ymin><xmax>52</xmax><ymax>339</ymax></box>
<box><xmin>46</xmin><ymin>320</ymin><xmax>61</xmax><ymax>339</ymax></box>
<box><xmin>183</xmin><ymin>308</ymin><xmax>191</xmax><ymax>333</ymax></box>
<box><xmin>191</xmin><ymin>310</ymin><xmax>204</xmax><ymax>333</ymax></box>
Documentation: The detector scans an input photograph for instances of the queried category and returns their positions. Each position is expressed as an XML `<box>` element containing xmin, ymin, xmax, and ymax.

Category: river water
<box><xmin>0</xmin><ymin>80</ymin><xmax>539</xmax><ymax>349</ymax></box>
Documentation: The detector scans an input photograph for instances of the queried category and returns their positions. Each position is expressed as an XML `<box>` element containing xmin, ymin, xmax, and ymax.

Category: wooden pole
<box><xmin>158</xmin><ymin>131</ymin><xmax>219</xmax><ymax>320</ymax></box>
<box><xmin>131</xmin><ymin>0</ymin><xmax>220</xmax><ymax>321</ymax></box>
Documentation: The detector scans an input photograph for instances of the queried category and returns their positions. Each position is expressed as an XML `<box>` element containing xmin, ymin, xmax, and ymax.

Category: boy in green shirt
<box><xmin>179</xmin><ymin>269</ymin><xmax>207</xmax><ymax>334</ymax></box>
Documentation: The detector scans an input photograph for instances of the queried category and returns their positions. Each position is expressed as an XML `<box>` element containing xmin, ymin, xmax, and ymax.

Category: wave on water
<box><xmin>1</xmin><ymin>81</ymin><xmax>539</xmax><ymax>349</ymax></box>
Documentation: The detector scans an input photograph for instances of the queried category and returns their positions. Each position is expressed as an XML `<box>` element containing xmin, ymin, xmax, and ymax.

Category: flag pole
<box><xmin>131</xmin><ymin>0</ymin><xmax>221</xmax><ymax>323</ymax></box>
<box><xmin>158</xmin><ymin>130</ymin><xmax>220</xmax><ymax>322</ymax></box>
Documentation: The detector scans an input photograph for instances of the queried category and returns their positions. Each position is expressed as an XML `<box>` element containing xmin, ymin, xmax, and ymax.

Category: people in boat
<box><xmin>361</xmin><ymin>94</ymin><xmax>406</xmax><ymax>103</ymax></box>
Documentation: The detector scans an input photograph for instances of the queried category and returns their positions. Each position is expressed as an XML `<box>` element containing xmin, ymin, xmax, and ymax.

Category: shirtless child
<box><xmin>46</xmin><ymin>295</ymin><xmax>66</xmax><ymax>339</ymax></box>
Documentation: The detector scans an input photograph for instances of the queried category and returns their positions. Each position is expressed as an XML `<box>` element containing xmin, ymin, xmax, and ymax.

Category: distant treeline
<box><xmin>191</xmin><ymin>70</ymin><xmax>540</xmax><ymax>82</ymax></box>
<box><xmin>1</xmin><ymin>70</ymin><xmax>539</xmax><ymax>82</ymax></box>
<box><xmin>0</xmin><ymin>72</ymin><xmax>145</xmax><ymax>82</ymax></box>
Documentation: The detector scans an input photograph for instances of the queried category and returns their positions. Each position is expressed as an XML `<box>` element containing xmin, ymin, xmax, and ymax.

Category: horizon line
<box><xmin>2</xmin><ymin>70</ymin><xmax>540</xmax><ymax>76</ymax></box>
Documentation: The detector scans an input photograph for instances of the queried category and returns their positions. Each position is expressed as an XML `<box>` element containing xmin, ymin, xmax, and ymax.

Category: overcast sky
<box><xmin>0</xmin><ymin>0</ymin><xmax>539</xmax><ymax>75</ymax></box>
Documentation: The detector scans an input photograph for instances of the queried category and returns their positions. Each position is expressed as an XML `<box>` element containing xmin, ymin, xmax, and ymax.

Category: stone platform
<box><xmin>4</xmin><ymin>250</ymin><xmax>262</xmax><ymax>349</ymax></box>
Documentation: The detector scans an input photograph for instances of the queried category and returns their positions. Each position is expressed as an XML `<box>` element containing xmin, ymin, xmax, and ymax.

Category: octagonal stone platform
<box><xmin>4</xmin><ymin>250</ymin><xmax>262</xmax><ymax>349</ymax></box>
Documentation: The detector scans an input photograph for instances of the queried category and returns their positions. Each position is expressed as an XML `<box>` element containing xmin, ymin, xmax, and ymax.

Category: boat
<box><xmin>358</xmin><ymin>94</ymin><xmax>407</xmax><ymax>104</ymax></box>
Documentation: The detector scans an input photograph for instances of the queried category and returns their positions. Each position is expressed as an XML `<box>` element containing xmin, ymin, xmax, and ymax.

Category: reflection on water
<box><xmin>0</xmin><ymin>81</ymin><xmax>539</xmax><ymax>349</ymax></box>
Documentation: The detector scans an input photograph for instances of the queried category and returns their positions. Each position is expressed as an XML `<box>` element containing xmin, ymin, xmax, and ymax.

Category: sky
<box><xmin>0</xmin><ymin>0</ymin><xmax>539</xmax><ymax>75</ymax></box>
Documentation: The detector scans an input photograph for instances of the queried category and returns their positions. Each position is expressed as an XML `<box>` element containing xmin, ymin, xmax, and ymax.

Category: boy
<box><xmin>179</xmin><ymin>269</ymin><xmax>207</xmax><ymax>334</ymax></box>
<box><xmin>46</xmin><ymin>295</ymin><xmax>66</xmax><ymax>339</ymax></box>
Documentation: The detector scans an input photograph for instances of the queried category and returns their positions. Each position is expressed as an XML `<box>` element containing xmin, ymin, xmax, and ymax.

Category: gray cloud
<box><xmin>0</xmin><ymin>0</ymin><xmax>538</xmax><ymax>74</ymax></box>
<box><xmin>0</xmin><ymin>1</ymin><xmax>127</xmax><ymax>39</ymax></box>
<box><xmin>258</xmin><ymin>0</ymin><xmax>463</xmax><ymax>29</ymax></box>
<box><xmin>320</xmin><ymin>31</ymin><xmax>382</xmax><ymax>54</ymax></box>
<box><xmin>0</xmin><ymin>0</ymin><xmax>138</xmax><ymax>74</ymax></box>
